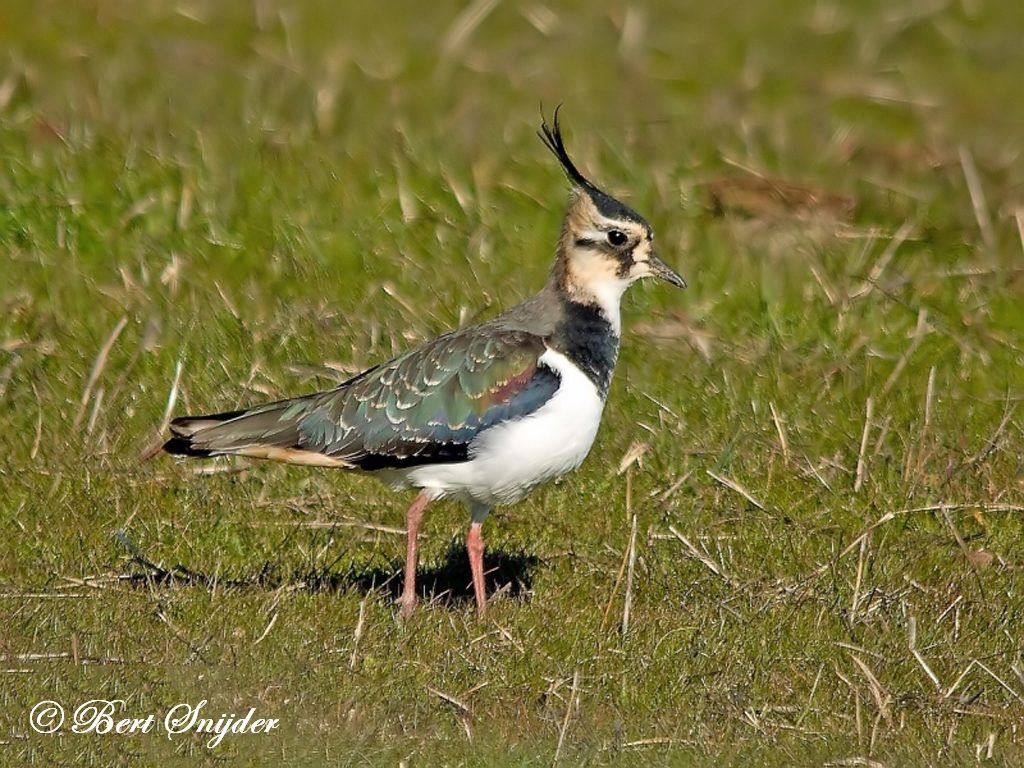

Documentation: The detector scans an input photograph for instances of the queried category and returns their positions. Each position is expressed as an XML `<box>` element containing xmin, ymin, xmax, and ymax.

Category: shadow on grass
<box><xmin>114</xmin><ymin>531</ymin><xmax>540</xmax><ymax>609</ymax></box>
<box><xmin>315</xmin><ymin>541</ymin><xmax>541</xmax><ymax>607</ymax></box>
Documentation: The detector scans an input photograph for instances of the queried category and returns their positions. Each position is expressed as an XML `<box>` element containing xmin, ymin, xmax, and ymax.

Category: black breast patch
<box><xmin>552</xmin><ymin>300</ymin><xmax>619</xmax><ymax>397</ymax></box>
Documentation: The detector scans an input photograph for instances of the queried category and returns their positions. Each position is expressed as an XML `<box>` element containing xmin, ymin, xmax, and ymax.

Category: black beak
<box><xmin>649</xmin><ymin>251</ymin><xmax>687</xmax><ymax>289</ymax></box>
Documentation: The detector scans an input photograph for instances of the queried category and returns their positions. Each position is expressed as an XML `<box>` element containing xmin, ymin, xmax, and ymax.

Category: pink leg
<box><xmin>467</xmin><ymin>521</ymin><xmax>487</xmax><ymax>616</ymax></box>
<box><xmin>399</xmin><ymin>491</ymin><xmax>430</xmax><ymax>619</ymax></box>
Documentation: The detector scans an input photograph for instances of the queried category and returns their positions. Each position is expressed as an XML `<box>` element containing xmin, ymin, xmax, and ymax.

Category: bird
<box><xmin>163</xmin><ymin>108</ymin><xmax>686</xmax><ymax>618</ymax></box>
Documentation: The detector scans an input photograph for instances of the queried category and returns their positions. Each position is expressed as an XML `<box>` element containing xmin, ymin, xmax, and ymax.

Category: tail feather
<box><xmin>168</xmin><ymin>409</ymin><xmax>248</xmax><ymax>437</ymax></box>
<box><xmin>163</xmin><ymin>434</ymin><xmax>215</xmax><ymax>457</ymax></box>
<box><xmin>163</xmin><ymin>401</ymin><xmax>304</xmax><ymax>458</ymax></box>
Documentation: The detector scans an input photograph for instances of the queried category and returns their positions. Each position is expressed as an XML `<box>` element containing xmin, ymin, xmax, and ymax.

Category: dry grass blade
<box><xmin>621</xmin><ymin>513</ymin><xmax>639</xmax><ymax>636</ymax></box>
<box><xmin>850</xmin><ymin>535</ymin><xmax>869</xmax><ymax>621</ymax></box>
<box><xmin>618</xmin><ymin>6</ymin><xmax>647</xmax><ymax>62</ymax></box>
<box><xmin>825</xmin><ymin>758</ymin><xmax>888</xmax><ymax>768</ymax></box>
<box><xmin>769</xmin><ymin>401</ymin><xmax>790</xmax><ymax>464</ymax></box>
<box><xmin>810</xmin><ymin>502</ymin><xmax>1023</xmax><ymax>582</ymax></box>
<box><xmin>903</xmin><ymin>502</ymin><xmax>1024</xmax><ymax>516</ymax></box>
<box><xmin>394</xmin><ymin>156</ymin><xmax>418</xmax><ymax>223</ymax></box>
<box><xmin>155</xmin><ymin>608</ymin><xmax>209</xmax><ymax>663</ymax></box>
<box><xmin>706</xmin><ymin>469</ymin><xmax>767</xmax><ymax>511</ymax></box>
<box><xmin>552</xmin><ymin>669</ymin><xmax>580</xmax><ymax>766</ymax></box>
<box><xmin>74</xmin><ymin>315</ymin><xmax>128</xmax><ymax>429</ymax></box>
<box><xmin>850</xmin><ymin>219</ymin><xmax>916</xmax><ymax>302</ymax></box>
<box><xmin>907</xmin><ymin>615</ymin><xmax>941</xmax><ymax>690</ymax></box>
<box><xmin>30</xmin><ymin>382</ymin><xmax>43</xmax><ymax>459</ymax></box>
<box><xmin>601</xmin><ymin>466</ymin><xmax>637</xmax><ymax>633</ymax></box>
<box><xmin>941</xmin><ymin>506</ymin><xmax>981</xmax><ymax>575</ymax></box>
<box><xmin>603</xmin><ymin>737</ymin><xmax>696</xmax><ymax>750</ymax></box>
<box><xmin>617</xmin><ymin>441</ymin><xmax>648</xmax><ymax>474</ymax></box>
<box><xmin>668</xmin><ymin>526</ymin><xmax>731</xmax><ymax>584</ymax></box>
<box><xmin>601</xmin><ymin>538</ymin><xmax>631</xmax><ymax>634</ymax></box>
<box><xmin>426</xmin><ymin>685</ymin><xmax>471</xmax><ymax>714</ymax></box>
<box><xmin>808</xmin><ymin>511</ymin><xmax>895</xmax><ymax>578</ymax></box>
<box><xmin>974</xmin><ymin>661</ymin><xmax>1024</xmax><ymax>704</ymax></box>
<box><xmin>252</xmin><ymin>611</ymin><xmax>278</xmax><ymax>646</ymax></box>
<box><xmin>854</xmin><ymin>397</ymin><xmax>874</xmax><ymax>492</ymax></box>
<box><xmin>849</xmin><ymin>654</ymin><xmax>890</xmax><ymax>719</ymax></box>
<box><xmin>958</xmin><ymin>144</ymin><xmax>995</xmax><ymax>250</ymax></box>
<box><xmin>440</xmin><ymin>0</ymin><xmax>500</xmax><ymax>59</ymax></box>
<box><xmin>943</xmin><ymin>659</ymin><xmax>977</xmax><ymax>699</ymax></box>
<box><xmin>967</xmin><ymin>399</ymin><xmax>1016</xmax><ymax>465</ymax></box>
<box><xmin>924</xmin><ymin>365</ymin><xmax>936</xmax><ymax>429</ymax></box>
<box><xmin>159</xmin><ymin>358</ymin><xmax>184</xmax><ymax>434</ymax></box>
<box><xmin>1015</xmin><ymin>206</ymin><xmax>1024</xmax><ymax>255</ymax></box>
<box><xmin>881</xmin><ymin>309</ymin><xmax>928</xmax><ymax>396</ymax></box>
<box><xmin>350</xmin><ymin>597</ymin><xmax>368</xmax><ymax>670</ymax></box>
<box><xmin>658</xmin><ymin>470</ymin><xmax>692</xmax><ymax>501</ymax></box>
<box><xmin>248</xmin><ymin>514</ymin><xmax>407</xmax><ymax>535</ymax></box>
<box><xmin>85</xmin><ymin>388</ymin><xmax>105</xmax><ymax>436</ymax></box>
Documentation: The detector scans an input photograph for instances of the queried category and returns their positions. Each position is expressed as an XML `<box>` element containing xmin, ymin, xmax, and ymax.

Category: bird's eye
<box><xmin>607</xmin><ymin>230</ymin><xmax>628</xmax><ymax>247</ymax></box>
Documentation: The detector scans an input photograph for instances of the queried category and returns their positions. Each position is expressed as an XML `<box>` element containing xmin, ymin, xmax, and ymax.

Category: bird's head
<box><xmin>540</xmin><ymin>108</ymin><xmax>685</xmax><ymax>326</ymax></box>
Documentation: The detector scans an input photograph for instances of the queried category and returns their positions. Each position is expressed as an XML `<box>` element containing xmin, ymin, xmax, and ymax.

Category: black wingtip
<box><xmin>538</xmin><ymin>104</ymin><xmax>594</xmax><ymax>191</ymax></box>
<box><xmin>163</xmin><ymin>435</ymin><xmax>213</xmax><ymax>457</ymax></box>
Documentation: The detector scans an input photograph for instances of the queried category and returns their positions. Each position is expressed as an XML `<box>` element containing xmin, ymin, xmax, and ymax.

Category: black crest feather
<box><xmin>537</xmin><ymin>105</ymin><xmax>647</xmax><ymax>225</ymax></box>
<box><xmin>538</xmin><ymin>104</ymin><xmax>595</xmax><ymax>192</ymax></box>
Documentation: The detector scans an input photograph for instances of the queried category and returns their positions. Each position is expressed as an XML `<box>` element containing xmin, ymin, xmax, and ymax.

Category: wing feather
<box><xmin>168</xmin><ymin>327</ymin><xmax>561</xmax><ymax>470</ymax></box>
<box><xmin>300</xmin><ymin>329</ymin><xmax>559</xmax><ymax>469</ymax></box>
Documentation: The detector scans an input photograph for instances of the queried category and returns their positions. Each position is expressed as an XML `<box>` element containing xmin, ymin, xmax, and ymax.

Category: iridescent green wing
<box><xmin>294</xmin><ymin>328</ymin><xmax>560</xmax><ymax>469</ymax></box>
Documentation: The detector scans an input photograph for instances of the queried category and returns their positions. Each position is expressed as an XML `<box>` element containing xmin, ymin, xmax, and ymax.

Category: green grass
<box><xmin>2</xmin><ymin>0</ymin><xmax>1024</xmax><ymax>764</ymax></box>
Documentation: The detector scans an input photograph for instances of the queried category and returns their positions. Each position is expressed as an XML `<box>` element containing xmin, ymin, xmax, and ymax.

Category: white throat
<box><xmin>583</xmin><ymin>277</ymin><xmax>629</xmax><ymax>336</ymax></box>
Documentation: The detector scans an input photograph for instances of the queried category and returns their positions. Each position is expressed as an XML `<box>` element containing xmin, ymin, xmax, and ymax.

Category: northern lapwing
<box><xmin>164</xmin><ymin>108</ymin><xmax>686</xmax><ymax>617</ymax></box>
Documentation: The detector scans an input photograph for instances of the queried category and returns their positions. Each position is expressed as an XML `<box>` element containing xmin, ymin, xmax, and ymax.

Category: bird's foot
<box><xmin>397</xmin><ymin>593</ymin><xmax>417</xmax><ymax>620</ymax></box>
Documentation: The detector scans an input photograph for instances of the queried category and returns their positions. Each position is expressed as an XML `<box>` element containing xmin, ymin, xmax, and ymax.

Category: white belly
<box><xmin>381</xmin><ymin>349</ymin><xmax>606</xmax><ymax>507</ymax></box>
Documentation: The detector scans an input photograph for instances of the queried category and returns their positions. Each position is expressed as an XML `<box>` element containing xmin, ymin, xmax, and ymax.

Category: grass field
<box><xmin>2</xmin><ymin>0</ymin><xmax>1024</xmax><ymax>764</ymax></box>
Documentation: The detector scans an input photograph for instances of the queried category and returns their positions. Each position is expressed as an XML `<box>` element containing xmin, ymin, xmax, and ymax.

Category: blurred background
<box><xmin>2</xmin><ymin>0</ymin><xmax>1023</xmax><ymax>764</ymax></box>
